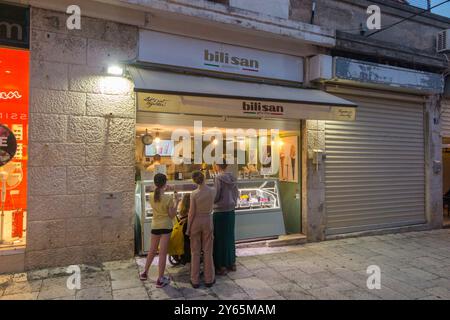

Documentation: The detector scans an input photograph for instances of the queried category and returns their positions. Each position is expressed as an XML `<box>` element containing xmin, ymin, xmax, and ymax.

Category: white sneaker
<box><xmin>156</xmin><ymin>275</ymin><xmax>171</xmax><ymax>288</ymax></box>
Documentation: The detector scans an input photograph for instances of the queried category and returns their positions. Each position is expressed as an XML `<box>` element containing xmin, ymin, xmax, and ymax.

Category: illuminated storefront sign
<box><xmin>0</xmin><ymin>47</ymin><xmax>29</xmax><ymax>241</ymax></box>
<box><xmin>0</xmin><ymin>3</ymin><xmax>29</xmax><ymax>49</ymax></box>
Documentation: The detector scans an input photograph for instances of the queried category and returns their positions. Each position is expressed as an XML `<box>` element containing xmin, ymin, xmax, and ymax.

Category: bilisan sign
<box><xmin>139</xmin><ymin>30</ymin><xmax>304</xmax><ymax>82</ymax></box>
<box><xmin>0</xmin><ymin>3</ymin><xmax>30</xmax><ymax>49</ymax></box>
<box><xmin>137</xmin><ymin>93</ymin><xmax>356</xmax><ymax>121</ymax></box>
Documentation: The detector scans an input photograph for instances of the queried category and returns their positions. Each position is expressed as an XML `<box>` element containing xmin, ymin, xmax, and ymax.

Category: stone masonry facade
<box><xmin>26</xmin><ymin>8</ymin><xmax>138</xmax><ymax>270</ymax></box>
<box><xmin>5</xmin><ymin>0</ymin><xmax>445</xmax><ymax>272</ymax></box>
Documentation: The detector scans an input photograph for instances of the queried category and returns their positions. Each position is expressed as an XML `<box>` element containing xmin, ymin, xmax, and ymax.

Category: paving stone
<box><xmin>103</xmin><ymin>259</ymin><xmax>136</xmax><ymax>271</ymax></box>
<box><xmin>264</xmin><ymin>295</ymin><xmax>285</xmax><ymax>300</ymax></box>
<box><xmin>80</xmin><ymin>271</ymin><xmax>110</xmax><ymax>289</ymax></box>
<box><xmin>3</xmin><ymin>280</ymin><xmax>42</xmax><ymax>296</ymax></box>
<box><xmin>145</xmin><ymin>282</ymin><xmax>184</xmax><ymax>300</ymax></box>
<box><xmin>111</xmin><ymin>279</ymin><xmax>143</xmax><ymax>291</ymax></box>
<box><xmin>0</xmin><ymin>292</ymin><xmax>39</xmax><ymax>300</ymax></box>
<box><xmin>177</xmin><ymin>281</ymin><xmax>213</xmax><ymax>299</ymax></box>
<box><xmin>38</xmin><ymin>277</ymin><xmax>77</xmax><ymax>300</ymax></box>
<box><xmin>110</xmin><ymin>267</ymin><xmax>142</xmax><ymax>290</ymax></box>
<box><xmin>0</xmin><ymin>275</ymin><xmax>12</xmax><ymax>288</ymax></box>
<box><xmin>113</xmin><ymin>286</ymin><xmax>149</xmax><ymax>300</ymax></box>
<box><xmin>381</xmin><ymin>276</ymin><xmax>429</xmax><ymax>299</ymax></box>
<box><xmin>211</xmin><ymin>279</ymin><xmax>249</xmax><ymax>300</ymax></box>
<box><xmin>186</xmin><ymin>294</ymin><xmax>219</xmax><ymax>300</ymax></box>
<box><xmin>76</xmin><ymin>286</ymin><xmax>113</xmax><ymax>300</ymax></box>
<box><xmin>400</xmin><ymin>267</ymin><xmax>439</xmax><ymax>281</ymax></box>
<box><xmin>48</xmin><ymin>267</ymin><xmax>70</xmax><ymax>277</ymax></box>
<box><xmin>238</xmin><ymin>258</ymin><xmax>268</xmax><ymax>271</ymax></box>
<box><xmin>12</xmin><ymin>273</ymin><xmax>28</xmax><ymax>282</ymax></box>
<box><xmin>80</xmin><ymin>264</ymin><xmax>104</xmax><ymax>273</ymax></box>
<box><xmin>280</xmin><ymin>270</ymin><xmax>327</xmax><ymax>290</ymax></box>
<box><xmin>426</xmin><ymin>287</ymin><xmax>450</xmax><ymax>300</ymax></box>
<box><xmin>51</xmin><ymin>295</ymin><xmax>76</xmax><ymax>300</ymax></box>
<box><xmin>342</xmin><ymin>289</ymin><xmax>380</xmax><ymax>300</ymax></box>
<box><xmin>252</xmin><ymin>268</ymin><xmax>288</xmax><ymax>286</ymax></box>
<box><xmin>309</xmin><ymin>287</ymin><xmax>349</xmax><ymax>300</ymax></box>
<box><xmin>226</xmin><ymin>266</ymin><xmax>254</xmax><ymax>280</ymax></box>
<box><xmin>234</xmin><ymin>277</ymin><xmax>278</xmax><ymax>299</ymax></box>
<box><xmin>418</xmin><ymin>295</ymin><xmax>443</xmax><ymax>300</ymax></box>
<box><xmin>271</xmin><ymin>282</ymin><xmax>316</xmax><ymax>300</ymax></box>
<box><xmin>27</xmin><ymin>269</ymin><xmax>49</xmax><ymax>281</ymax></box>
<box><xmin>370</xmin><ymin>286</ymin><xmax>409</xmax><ymax>300</ymax></box>
<box><xmin>2</xmin><ymin>230</ymin><xmax>450</xmax><ymax>300</ymax></box>
<box><xmin>110</xmin><ymin>267</ymin><xmax>140</xmax><ymax>281</ymax></box>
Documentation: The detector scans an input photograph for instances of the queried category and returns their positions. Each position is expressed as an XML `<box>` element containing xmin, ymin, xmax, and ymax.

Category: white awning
<box><xmin>129</xmin><ymin>68</ymin><xmax>357</xmax><ymax>121</ymax></box>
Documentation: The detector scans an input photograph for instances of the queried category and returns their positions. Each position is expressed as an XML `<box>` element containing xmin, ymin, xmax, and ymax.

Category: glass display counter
<box><xmin>135</xmin><ymin>179</ymin><xmax>286</xmax><ymax>255</ymax></box>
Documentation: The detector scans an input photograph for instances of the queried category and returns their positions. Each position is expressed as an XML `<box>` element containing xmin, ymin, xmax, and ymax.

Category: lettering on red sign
<box><xmin>0</xmin><ymin>90</ymin><xmax>22</xmax><ymax>100</ymax></box>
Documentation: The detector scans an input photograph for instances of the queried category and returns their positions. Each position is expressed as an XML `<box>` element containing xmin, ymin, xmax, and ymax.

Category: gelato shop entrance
<box><xmin>130</xmin><ymin>68</ymin><xmax>357</xmax><ymax>254</ymax></box>
<box><xmin>135</xmin><ymin>115</ymin><xmax>301</xmax><ymax>253</ymax></box>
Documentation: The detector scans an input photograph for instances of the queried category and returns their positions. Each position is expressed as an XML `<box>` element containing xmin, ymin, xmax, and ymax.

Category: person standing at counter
<box><xmin>186</xmin><ymin>171</ymin><xmax>216</xmax><ymax>288</ymax></box>
<box><xmin>213</xmin><ymin>160</ymin><xmax>239</xmax><ymax>275</ymax></box>
<box><xmin>140</xmin><ymin>173</ymin><xmax>180</xmax><ymax>288</ymax></box>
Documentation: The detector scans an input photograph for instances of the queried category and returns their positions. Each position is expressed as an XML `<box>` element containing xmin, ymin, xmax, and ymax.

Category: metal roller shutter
<box><xmin>442</xmin><ymin>100</ymin><xmax>450</xmax><ymax>138</ymax></box>
<box><xmin>325</xmin><ymin>91</ymin><xmax>426</xmax><ymax>235</ymax></box>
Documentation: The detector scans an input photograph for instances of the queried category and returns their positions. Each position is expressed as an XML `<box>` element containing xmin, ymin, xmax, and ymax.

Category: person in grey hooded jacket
<box><xmin>213</xmin><ymin>160</ymin><xmax>239</xmax><ymax>275</ymax></box>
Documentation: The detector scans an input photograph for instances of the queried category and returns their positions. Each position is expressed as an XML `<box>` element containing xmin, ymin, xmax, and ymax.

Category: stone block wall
<box><xmin>229</xmin><ymin>0</ymin><xmax>290</xmax><ymax>19</ymax></box>
<box><xmin>290</xmin><ymin>0</ymin><xmax>448</xmax><ymax>55</ymax></box>
<box><xmin>302</xmin><ymin>120</ymin><xmax>326</xmax><ymax>241</ymax></box>
<box><xmin>26</xmin><ymin>8</ymin><xmax>138</xmax><ymax>270</ymax></box>
<box><xmin>425</xmin><ymin>95</ymin><xmax>444</xmax><ymax>229</ymax></box>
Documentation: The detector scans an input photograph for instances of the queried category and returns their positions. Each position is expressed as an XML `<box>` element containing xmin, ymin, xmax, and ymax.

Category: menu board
<box><xmin>0</xmin><ymin>48</ymin><xmax>29</xmax><ymax>222</ymax></box>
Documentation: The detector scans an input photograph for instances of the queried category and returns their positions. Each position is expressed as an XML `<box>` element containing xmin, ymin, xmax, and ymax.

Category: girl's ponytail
<box><xmin>153</xmin><ymin>173</ymin><xmax>167</xmax><ymax>203</ymax></box>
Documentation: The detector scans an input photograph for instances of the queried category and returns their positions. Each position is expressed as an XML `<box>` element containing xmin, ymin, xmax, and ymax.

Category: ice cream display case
<box><xmin>135</xmin><ymin>178</ymin><xmax>286</xmax><ymax>254</ymax></box>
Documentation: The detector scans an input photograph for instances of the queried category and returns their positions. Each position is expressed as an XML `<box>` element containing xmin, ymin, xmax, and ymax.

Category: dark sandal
<box><xmin>227</xmin><ymin>264</ymin><xmax>237</xmax><ymax>272</ymax></box>
<box><xmin>139</xmin><ymin>272</ymin><xmax>148</xmax><ymax>281</ymax></box>
<box><xmin>205</xmin><ymin>279</ymin><xmax>216</xmax><ymax>288</ymax></box>
<box><xmin>216</xmin><ymin>268</ymin><xmax>228</xmax><ymax>276</ymax></box>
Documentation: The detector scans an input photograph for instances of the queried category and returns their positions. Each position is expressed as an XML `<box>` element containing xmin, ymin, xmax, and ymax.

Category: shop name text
<box><xmin>243</xmin><ymin>101</ymin><xmax>284</xmax><ymax>116</ymax></box>
<box><xmin>204</xmin><ymin>49</ymin><xmax>259</xmax><ymax>71</ymax></box>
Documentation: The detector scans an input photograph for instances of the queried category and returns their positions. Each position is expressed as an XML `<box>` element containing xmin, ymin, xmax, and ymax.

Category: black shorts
<box><xmin>151</xmin><ymin>229</ymin><xmax>172</xmax><ymax>235</ymax></box>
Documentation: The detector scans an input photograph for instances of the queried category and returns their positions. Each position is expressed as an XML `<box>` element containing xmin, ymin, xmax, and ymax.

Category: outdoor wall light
<box><xmin>107</xmin><ymin>65</ymin><xmax>124</xmax><ymax>76</ymax></box>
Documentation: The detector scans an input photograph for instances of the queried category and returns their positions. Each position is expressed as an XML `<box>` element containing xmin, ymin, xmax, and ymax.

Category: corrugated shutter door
<box><xmin>325</xmin><ymin>93</ymin><xmax>426</xmax><ymax>235</ymax></box>
<box><xmin>442</xmin><ymin>100</ymin><xmax>450</xmax><ymax>138</ymax></box>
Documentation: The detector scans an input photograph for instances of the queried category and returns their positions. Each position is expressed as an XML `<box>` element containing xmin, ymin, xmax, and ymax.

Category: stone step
<box><xmin>236</xmin><ymin>234</ymin><xmax>307</xmax><ymax>249</ymax></box>
<box><xmin>266</xmin><ymin>234</ymin><xmax>307</xmax><ymax>247</ymax></box>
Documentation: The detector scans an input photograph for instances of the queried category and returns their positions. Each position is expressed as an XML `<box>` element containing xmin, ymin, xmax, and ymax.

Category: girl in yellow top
<box><xmin>140</xmin><ymin>173</ymin><xmax>180</xmax><ymax>288</ymax></box>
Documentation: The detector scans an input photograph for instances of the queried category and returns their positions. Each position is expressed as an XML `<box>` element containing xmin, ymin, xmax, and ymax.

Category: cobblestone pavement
<box><xmin>1</xmin><ymin>229</ymin><xmax>450</xmax><ymax>300</ymax></box>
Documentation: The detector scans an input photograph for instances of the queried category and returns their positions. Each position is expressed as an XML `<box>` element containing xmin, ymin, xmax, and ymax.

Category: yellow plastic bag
<box><xmin>168</xmin><ymin>217</ymin><xmax>186</xmax><ymax>256</ymax></box>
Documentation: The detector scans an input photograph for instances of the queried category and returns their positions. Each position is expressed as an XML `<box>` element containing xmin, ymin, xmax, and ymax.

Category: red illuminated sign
<box><xmin>0</xmin><ymin>47</ymin><xmax>29</xmax><ymax>228</ymax></box>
